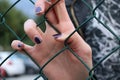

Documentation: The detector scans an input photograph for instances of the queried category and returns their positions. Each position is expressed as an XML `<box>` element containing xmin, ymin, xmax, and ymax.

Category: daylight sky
<box><xmin>9</xmin><ymin>0</ymin><xmax>37</xmax><ymax>18</ymax></box>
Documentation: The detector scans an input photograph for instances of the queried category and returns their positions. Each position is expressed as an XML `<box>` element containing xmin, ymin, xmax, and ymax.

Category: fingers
<box><xmin>11</xmin><ymin>40</ymin><xmax>33</xmax><ymax>53</ymax></box>
<box><xmin>35</xmin><ymin>0</ymin><xmax>74</xmax><ymax>38</ymax></box>
<box><xmin>50</xmin><ymin>0</ymin><xmax>71</xmax><ymax>23</ymax></box>
<box><xmin>35</xmin><ymin>0</ymin><xmax>46</xmax><ymax>15</ymax></box>
<box><xmin>35</xmin><ymin>0</ymin><xmax>73</xmax><ymax>32</ymax></box>
<box><xmin>24</xmin><ymin>19</ymin><xmax>43</xmax><ymax>44</ymax></box>
<box><xmin>11</xmin><ymin>19</ymin><xmax>44</xmax><ymax>54</ymax></box>
<box><xmin>35</xmin><ymin>0</ymin><xmax>70</xmax><ymax>24</ymax></box>
<box><xmin>35</xmin><ymin>0</ymin><xmax>58</xmax><ymax>24</ymax></box>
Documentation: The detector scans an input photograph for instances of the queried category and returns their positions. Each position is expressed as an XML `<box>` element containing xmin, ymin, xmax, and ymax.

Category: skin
<box><xmin>11</xmin><ymin>0</ymin><xmax>92</xmax><ymax>80</ymax></box>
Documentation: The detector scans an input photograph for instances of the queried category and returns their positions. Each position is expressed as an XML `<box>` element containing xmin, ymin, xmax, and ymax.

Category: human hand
<box><xmin>11</xmin><ymin>0</ymin><xmax>92</xmax><ymax>80</ymax></box>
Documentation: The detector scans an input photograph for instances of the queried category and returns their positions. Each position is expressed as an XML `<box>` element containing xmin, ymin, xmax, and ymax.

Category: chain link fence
<box><xmin>0</xmin><ymin>0</ymin><xmax>119</xmax><ymax>80</ymax></box>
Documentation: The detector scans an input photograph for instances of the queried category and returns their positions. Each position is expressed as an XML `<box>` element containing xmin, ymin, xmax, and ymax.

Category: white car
<box><xmin>0</xmin><ymin>51</ymin><xmax>25</xmax><ymax>77</ymax></box>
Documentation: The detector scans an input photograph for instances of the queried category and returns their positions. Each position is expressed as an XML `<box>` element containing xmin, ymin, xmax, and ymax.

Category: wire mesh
<box><xmin>0</xmin><ymin>0</ymin><xmax>119</xmax><ymax>80</ymax></box>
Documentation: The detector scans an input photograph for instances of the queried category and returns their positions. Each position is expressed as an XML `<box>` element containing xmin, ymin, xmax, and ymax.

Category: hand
<box><xmin>11</xmin><ymin>0</ymin><xmax>92</xmax><ymax>80</ymax></box>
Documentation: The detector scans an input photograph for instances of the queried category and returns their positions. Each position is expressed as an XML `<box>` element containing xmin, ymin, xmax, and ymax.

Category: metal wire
<box><xmin>0</xmin><ymin>0</ymin><xmax>120</xmax><ymax>80</ymax></box>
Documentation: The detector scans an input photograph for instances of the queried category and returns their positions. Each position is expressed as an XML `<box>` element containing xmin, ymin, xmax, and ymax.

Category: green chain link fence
<box><xmin>0</xmin><ymin>0</ymin><xmax>119</xmax><ymax>80</ymax></box>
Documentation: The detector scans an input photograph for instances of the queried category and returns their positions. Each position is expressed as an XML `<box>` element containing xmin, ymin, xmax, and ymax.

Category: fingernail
<box><xmin>34</xmin><ymin>37</ymin><xmax>42</xmax><ymax>44</ymax></box>
<box><xmin>53</xmin><ymin>34</ymin><xmax>61</xmax><ymax>39</ymax></box>
<box><xmin>18</xmin><ymin>43</ymin><xmax>23</xmax><ymax>48</ymax></box>
<box><xmin>35</xmin><ymin>7</ymin><xmax>42</xmax><ymax>13</ymax></box>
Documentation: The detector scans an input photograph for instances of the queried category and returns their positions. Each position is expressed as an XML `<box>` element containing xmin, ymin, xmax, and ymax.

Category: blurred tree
<box><xmin>35</xmin><ymin>15</ymin><xmax>46</xmax><ymax>33</ymax></box>
<box><xmin>0</xmin><ymin>0</ymin><xmax>28</xmax><ymax>50</ymax></box>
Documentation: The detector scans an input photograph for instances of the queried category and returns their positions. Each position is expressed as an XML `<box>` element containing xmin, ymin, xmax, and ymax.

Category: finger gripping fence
<box><xmin>0</xmin><ymin>0</ymin><xmax>119</xmax><ymax>80</ymax></box>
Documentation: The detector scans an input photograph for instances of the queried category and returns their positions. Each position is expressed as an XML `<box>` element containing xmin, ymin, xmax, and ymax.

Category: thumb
<box><xmin>52</xmin><ymin>32</ymin><xmax>80</xmax><ymax>44</ymax></box>
<box><xmin>52</xmin><ymin>33</ymin><xmax>68</xmax><ymax>43</ymax></box>
<box><xmin>52</xmin><ymin>32</ymin><xmax>92</xmax><ymax>68</ymax></box>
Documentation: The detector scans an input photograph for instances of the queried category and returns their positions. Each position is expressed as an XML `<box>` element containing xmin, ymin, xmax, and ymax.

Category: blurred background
<box><xmin>0</xmin><ymin>0</ymin><xmax>44</xmax><ymax>79</ymax></box>
<box><xmin>0</xmin><ymin>0</ymin><xmax>37</xmax><ymax>51</ymax></box>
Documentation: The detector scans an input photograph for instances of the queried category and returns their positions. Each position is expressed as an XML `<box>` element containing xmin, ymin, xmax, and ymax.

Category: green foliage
<box><xmin>0</xmin><ymin>1</ymin><xmax>28</xmax><ymax>50</ymax></box>
<box><xmin>35</xmin><ymin>15</ymin><xmax>46</xmax><ymax>33</ymax></box>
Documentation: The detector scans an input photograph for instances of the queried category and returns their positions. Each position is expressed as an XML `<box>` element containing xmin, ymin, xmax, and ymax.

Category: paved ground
<box><xmin>4</xmin><ymin>75</ymin><xmax>44</xmax><ymax>80</ymax></box>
